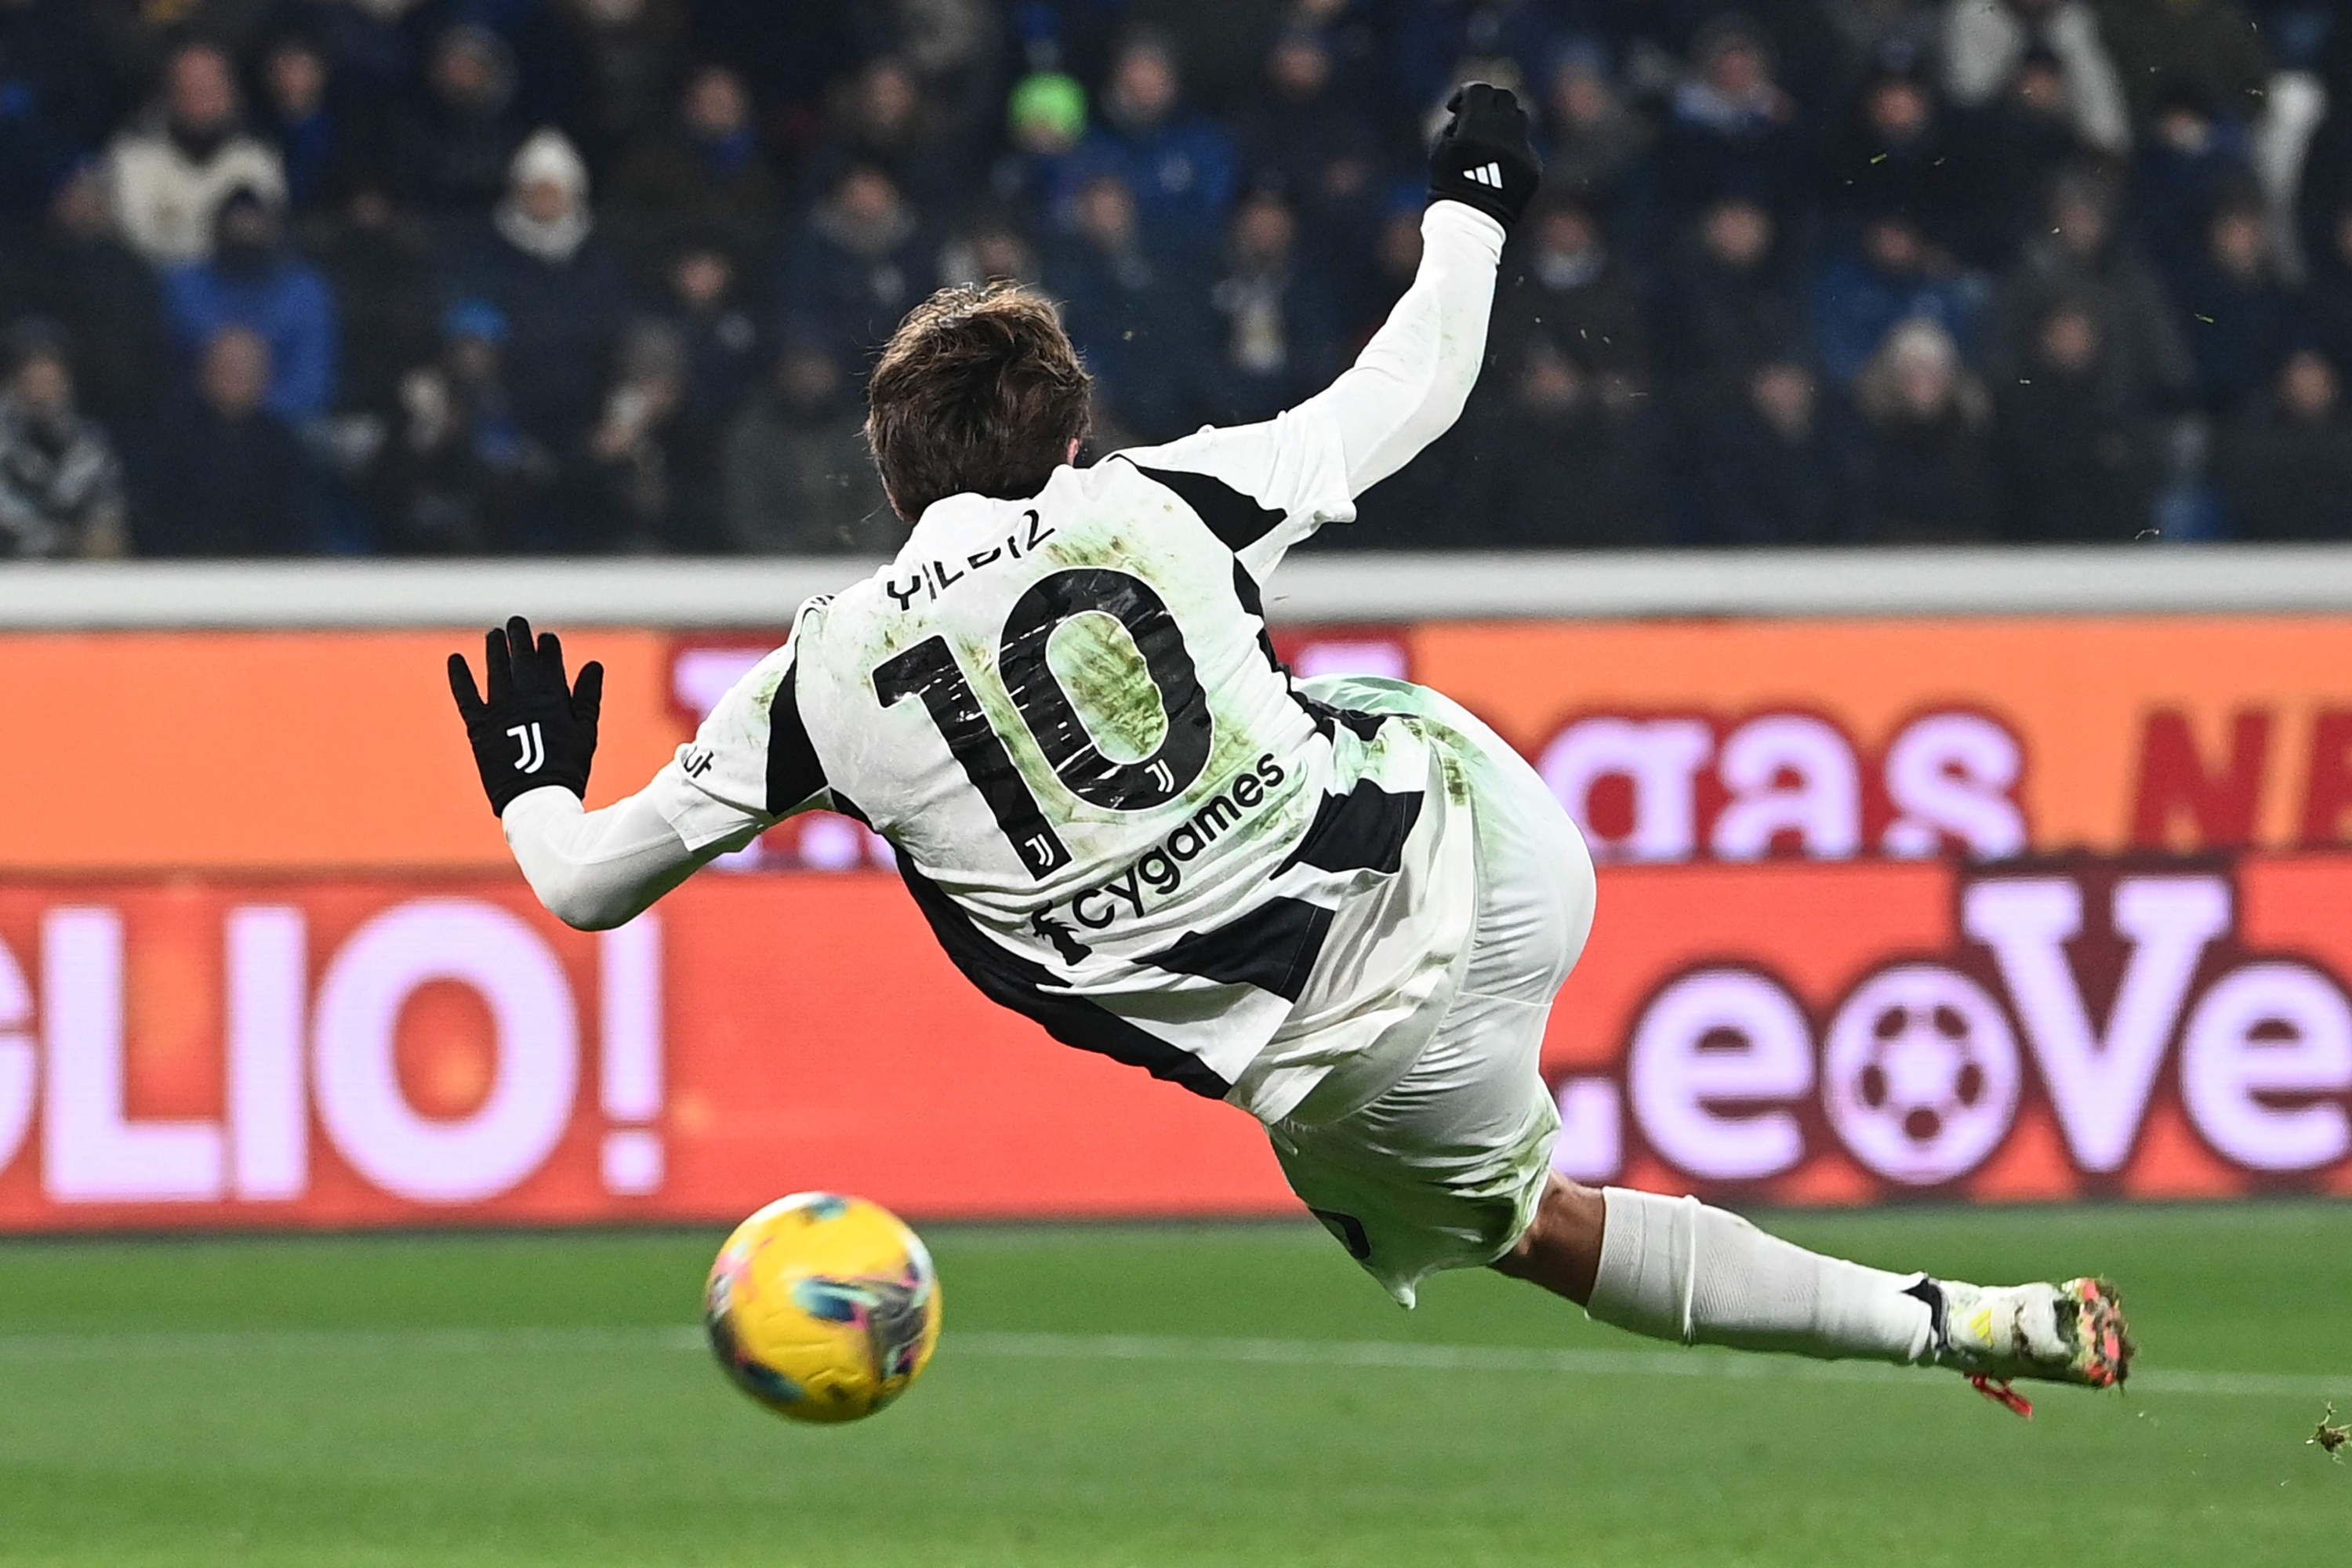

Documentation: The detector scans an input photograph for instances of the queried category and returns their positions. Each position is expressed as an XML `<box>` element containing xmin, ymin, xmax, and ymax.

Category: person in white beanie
<box><xmin>445</xmin><ymin>128</ymin><xmax>630</xmax><ymax>528</ymax></box>
<box><xmin>495</xmin><ymin>129</ymin><xmax>597</xmax><ymax>266</ymax></box>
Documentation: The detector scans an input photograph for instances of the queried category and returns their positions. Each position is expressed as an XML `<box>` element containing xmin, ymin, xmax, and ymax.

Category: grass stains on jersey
<box><xmin>1044</xmin><ymin>612</ymin><xmax>1171</xmax><ymax>763</ymax></box>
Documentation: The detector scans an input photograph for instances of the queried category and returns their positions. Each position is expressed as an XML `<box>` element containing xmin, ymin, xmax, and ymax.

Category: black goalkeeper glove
<box><xmin>1428</xmin><ymin>82</ymin><xmax>1541</xmax><ymax>230</ymax></box>
<box><xmin>448</xmin><ymin>615</ymin><xmax>604</xmax><ymax>816</ymax></box>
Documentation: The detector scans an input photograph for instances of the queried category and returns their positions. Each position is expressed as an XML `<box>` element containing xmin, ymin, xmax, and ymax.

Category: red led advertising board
<box><xmin>0</xmin><ymin>614</ymin><xmax>2346</xmax><ymax>1229</ymax></box>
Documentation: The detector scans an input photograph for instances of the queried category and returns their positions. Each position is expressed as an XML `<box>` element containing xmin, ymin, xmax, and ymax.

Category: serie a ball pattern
<box><xmin>704</xmin><ymin>1192</ymin><xmax>943</xmax><ymax>1425</ymax></box>
<box><xmin>1823</xmin><ymin>963</ymin><xmax>2023</xmax><ymax>1187</ymax></box>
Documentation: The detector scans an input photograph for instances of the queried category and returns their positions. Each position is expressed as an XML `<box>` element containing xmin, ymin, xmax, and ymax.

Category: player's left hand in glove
<box><xmin>448</xmin><ymin>615</ymin><xmax>604</xmax><ymax>815</ymax></box>
<box><xmin>1428</xmin><ymin>82</ymin><xmax>1542</xmax><ymax>230</ymax></box>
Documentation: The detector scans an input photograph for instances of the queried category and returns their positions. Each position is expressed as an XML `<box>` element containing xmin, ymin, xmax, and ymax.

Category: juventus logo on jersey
<box><xmin>1465</xmin><ymin>162</ymin><xmax>1504</xmax><ymax>190</ymax></box>
<box><xmin>506</xmin><ymin>722</ymin><xmax>546</xmax><ymax>774</ymax></box>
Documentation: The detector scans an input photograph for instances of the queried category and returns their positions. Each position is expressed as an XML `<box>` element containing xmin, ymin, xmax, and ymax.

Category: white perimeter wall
<box><xmin>5</xmin><ymin>545</ymin><xmax>2352</xmax><ymax>629</ymax></box>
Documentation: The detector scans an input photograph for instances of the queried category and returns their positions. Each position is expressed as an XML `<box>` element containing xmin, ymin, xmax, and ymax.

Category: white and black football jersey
<box><xmin>641</xmin><ymin>180</ymin><xmax>1527</xmax><ymax>1121</ymax></box>
<box><xmin>652</xmin><ymin>412</ymin><xmax>1479</xmax><ymax>1123</ymax></box>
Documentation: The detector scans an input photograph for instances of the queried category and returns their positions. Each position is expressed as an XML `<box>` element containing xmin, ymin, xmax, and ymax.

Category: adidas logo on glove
<box><xmin>1427</xmin><ymin>85</ymin><xmax>1538</xmax><ymax>227</ymax></box>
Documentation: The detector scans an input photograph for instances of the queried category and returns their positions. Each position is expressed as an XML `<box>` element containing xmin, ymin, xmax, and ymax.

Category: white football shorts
<box><xmin>1265</xmin><ymin>675</ymin><xmax>1597</xmax><ymax>1307</ymax></box>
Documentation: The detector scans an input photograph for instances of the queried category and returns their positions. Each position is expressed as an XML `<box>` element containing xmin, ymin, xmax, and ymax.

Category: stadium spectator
<box><xmin>1810</xmin><ymin>0</ymin><xmax>1948</xmax><ymax>95</ymax></box>
<box><xmin>1534</xmin><ymin>40</ymin><xmax>1654</xmax><ymax>214</ymax></box>
<box><xmin>440</xmin><ymin>0</ymin><xmax>597</xmax><ymax>150</ymax></box>
<box><xmin>650</xmin><ymin>235</ymin><xmax>761</xmax><ymax>547</ymax></box>
<box><xmin>2128</xmin><ymin>76</ymin><xmax>2256</xmax><ymax>292</ymax></box>
<box><xmin>255</xmin><ymin>28</ymin><xmax>353</xmax><ymax>212</ymax></box>
<box><xmin>105</xmin><ymin>39</ymin><xmax>286</xmax><ymax>265</ymax></box>
<box><xmin>1359</xmin><ymin>184</ymin><xmax>1431</xmax><ymax>325</ymax></box>
<box><xmin>1658</xmin><ymin>194</ymin><xmax>1810</xmax><ymax>386</ymax></box>
<box><xmin>1688</xmin><ymin>358</ymin><xmax>1839</xmax><ymax>544</ymax></box>
<box><xmin>1064</xmin><ymin>32</ymin><xmax>1236</xmax><ymax>253</ymax></box>
<box><xmin>129</xmin><ymin>325</ymin><xmax>318</xmax><ymax>555</ymax></box>
<box><xmin>936</xmin><ymin>209</ymin><xmax>1040</xmax><ymax>292</ymax></box>
<box><xmin>1234</xmin><ymin>24</ymin><xmax>1385</xmax><ymax>311</ymax></box>
<box><xmin>1964</xmin><ymin>46</ymin><xmax>2096</xmax><ymax>262</ymax></box>
<box><xmin>1821</xmin><ymin>65</ymin><xmax>1984</xmax><ymax>263</ymax></box>
<box><xmin>160</xmin><ymin>186</ymin><xmax>337</xmax><ymax>422</ymax></box>
<box><xmin>1281</xmin><ymin>0</ymin><xmax>1388</xmax><ymax>108</ymax></box>
<box><xmin>1652</xmin><ymin>15</ymin><xmax>1807</xmax><ymax>221</ymax></box>
<box><xmin>1982</xmin><ymin>166</ymin><xmax>2194</xmax><ymax>414</ymax></box>
<box><xmin>1491</xmin><ymin>196</ymin><xmax>1652</xmax><ymax>409</ymax></box>
<box><xmin>1940</xmin><ymin>0</ymin><xmax>2131</xmax><ymax>156</ymax></box>
<box><xmin>550</xmin><ymin>0</ymin><xmax>688</xmax><ymax>170</ymax></box>
<box><xmin>0</xmin><ymin>0</ymin><xmax>117</xmax><ymax>225</ymax></box>
<box><xmin>722</xmin><ymin>339</ymin><xmax>897</xmax><ymax>553</ymax></box>
<box><xmin>268</xmin><ymin>0</ymin><xmax>434</xmax><ymax>135</ymax></box>
<box><xmin>2096</xmin><ymin>0</ymin><xmax>2269</xmax><ymax>125</ymax></box>
<box><xmin>989</xmin><ymin>69</ymin><xmax>1087</xmax><ymax>234</ymax></box>
<box><xmin>1993</xmin><ymin>297</ymin><xmax>2154</xmax><ymax>539</ymax></box>
<box><xmin>0</xmin><ymin>324</ymin><xmax>125</xmax><ymax>557</ymax></box>
<box><xmin>2170</xmin><ymin>186</ymin><xmax>2298</xmax><ymax>416</ymax></box>
<box><xmin>2248</xmin><ymin>0</ymin><xmax>2335</xmax><ymax>71</ymax></box>
<box><xmin>1110</xmin><ymin>0</ymin><xmax>1278</xmax><ymax>114</ymax></box>
<box><xmin>369</xmin><ymin>300</ymin><xmax>553</xmax><ymax>554</ymax></box>
<box><xmin>84</xmin><ymin>0</ymin><xmax>274</xmax><ymax>82</ymax></box>
<box><xmin>2305</xmin><ymin>200</ymin><xmax>2352</xmax><ymax>376</ymax></box>
<box><xmin>2215</xmin><ymin>346</ymin><xmax>2352</xmax><ymax>539</ymax></box>
<box><xmin>661</xmin><ymin>237</ymin><xmax>762</xmax><ymax>432</ymax></box>
<box><xmin>1837</xmin><ymin>317</ymin><xmax>1997</xmax><ymax>540</ymax></box>
<box><xmin>578</xmin><ymin>317</ymin><xmax>691</xmax><ymax>551</ymax></box>
<box><xmin>690</xmin><ymin>0</ymin><xmax>855</xmax><ymax>112</ymax></box>
<box><xmin>777</xmin><ymin>161</ymin><xmax>933</xmax><ymax>374</ymax></box>
<box><xmin>1196</xmin><ymin>186</ymin><xmax>1341</xmax><ymax>427</ymax></box>
<box><xmin>809</xmin><ymin>53</ymin><xmax>973</xmax><ymax>214</ymax></box>
<box><xmin>1388</xmin><ymin>0</ymin><xmax>1558</xmax><ymax>114</ymax></box>
<box><xmin>1231</xmin><ymin>26</ymin><xmax>1380</xmax><ymax>230</ymax></box>
<box><xmin>844</xmin><ymin>0</ymin><xmax>1003</xmax><ymax>147</ymax></box>
<box><xmin>2296</xmin><ymin>44</ymin><xmax>2352</xmax><ymax>276</ymax></box>
<box><xmin>1473</xmin><ymin>335</ymin><xmax>1663</xmax><ymax>548</ymax></box>
<box><xmin>403</xmin><ymin>23</ymin><xmax>528</xmax><ymax>212</ymax></box>
<box><xmin>1813</xmin><ymin>212</ymin><xmax>1985</xmax><ymax>387</ymax></box>
<box><xmin>310</xmin><ymin>172</ymin><xmax>439</xmax><ymax>417</ymax></box>
<box><xmin>444</xmin><ymin>128</ymin><xmax>629</xmax><ymax>455</ymax></box>
<box><xmin>608</xmin><ymin>63</ymin><xmax>782</xmax><ymax>266</ymax></box>
<box><xmin>1044</xmin><ymin>172</ymin><xmax>1196</xmax><ymax>444</ymax></box>
<box><xmin>0</xmin><ymin>160</ymin><xmax>170</xmax><ymax>423</ymax></box>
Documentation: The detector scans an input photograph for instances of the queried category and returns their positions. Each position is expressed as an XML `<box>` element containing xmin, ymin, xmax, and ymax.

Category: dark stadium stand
<box><xmin>0</xmin><ymin>0</ymin><xmax>2341</xmax><ymax>556</ymax></box>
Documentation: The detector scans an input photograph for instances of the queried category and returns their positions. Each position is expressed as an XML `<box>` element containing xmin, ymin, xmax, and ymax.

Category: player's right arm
<box><xmin>1310</xmin><ymin>83</ymin><xmax>1541</xmax><ymax>496</ymax></box>
<box><xmin>1113</xmin><ymin>84</ymin><xmax>1540</xmax><ymax>575</ymax></box>
<box><xmin>449</xmin><ymin>616</ymin><xmax>828</xmax><ymax>931</ymax></box>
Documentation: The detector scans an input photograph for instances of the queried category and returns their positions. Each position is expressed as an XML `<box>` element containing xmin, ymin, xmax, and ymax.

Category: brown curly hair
<box><xmin>865</xmin><ymin>283</ymin><xmax>1094</xmax><ymax>520</ymax></box>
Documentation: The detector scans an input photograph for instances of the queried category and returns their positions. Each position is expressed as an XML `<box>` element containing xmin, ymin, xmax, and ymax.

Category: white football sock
<box><xmin>1584</xmin><ymin>1187</ymin><xmax>1936</xmax><ymax>1366</ymax></box>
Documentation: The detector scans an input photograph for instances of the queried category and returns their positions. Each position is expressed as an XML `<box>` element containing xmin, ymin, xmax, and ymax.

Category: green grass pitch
<box><xmin>3</xmin><ymin>1203</ymin><xmax>2349</xmax><ymax>1566</ymax></box>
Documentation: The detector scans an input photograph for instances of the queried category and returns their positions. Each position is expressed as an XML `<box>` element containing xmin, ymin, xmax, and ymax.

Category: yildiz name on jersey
<box><xmin>1552</xmin><ymin>858</ymin><xmax>2352</xmax><ymax>1194</ymax></box>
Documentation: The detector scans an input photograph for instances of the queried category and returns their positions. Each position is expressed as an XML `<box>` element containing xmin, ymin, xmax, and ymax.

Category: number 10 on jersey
<box><xmin>871</xmin><ymin>568</ymin><xmax>1214</xmax><ymax>880</ymax></box>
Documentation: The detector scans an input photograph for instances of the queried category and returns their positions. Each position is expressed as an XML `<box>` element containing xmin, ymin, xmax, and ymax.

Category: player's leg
<box><xmin>1492</xmin><ymin>1173</ymin><xmax>2132</xmax><ymax>1399</ymax></box>
<box><xmin>1281</xmin><ymin>672</ymin><xmax>2131</xmax><ymax>1399</ymax></box>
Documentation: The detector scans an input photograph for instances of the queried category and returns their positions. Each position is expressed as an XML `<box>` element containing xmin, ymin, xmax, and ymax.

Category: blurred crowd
<box><xmin>0</xmin><ymin>0</ymin><xmax>2349</xmax><ymax>557</ymax></box>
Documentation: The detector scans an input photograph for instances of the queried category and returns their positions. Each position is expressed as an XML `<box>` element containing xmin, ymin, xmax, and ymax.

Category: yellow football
<box><xmin>703</xmin><ymin>1192</ymin><xmax>943</xmax><ymax>1425</ymax></box>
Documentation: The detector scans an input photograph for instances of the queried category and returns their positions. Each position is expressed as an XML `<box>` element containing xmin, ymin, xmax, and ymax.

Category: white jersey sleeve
<box><xmin>650</xmin><ymin>609</ymin><xmax>833</xmax><ymax>852</ymax></box>
<box><xmin>1112</xmin><ymin>200</ymin><xmax>1504</xmax><ymax>579</ymax></box>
